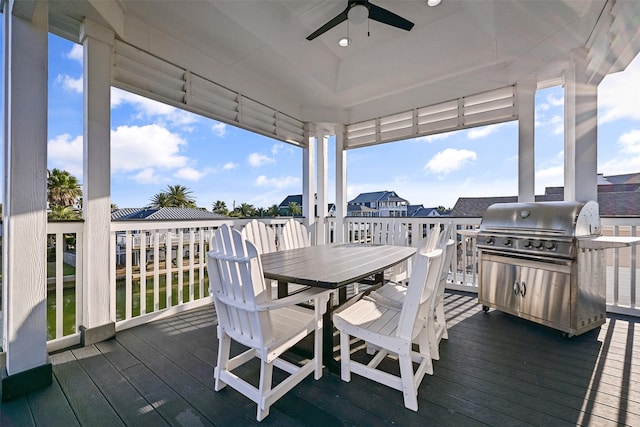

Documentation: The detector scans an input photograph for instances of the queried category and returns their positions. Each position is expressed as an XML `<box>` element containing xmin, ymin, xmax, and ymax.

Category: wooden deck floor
<box><xmin>2</xmin><ymin>291</ymin><xmax>639</xmax><ymax>426</ymax></box>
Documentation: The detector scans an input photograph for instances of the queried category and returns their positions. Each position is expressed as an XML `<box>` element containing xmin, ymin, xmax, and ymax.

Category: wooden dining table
<box><xmin>260</xmin><ymin>243</ymin><xmax>416</xmax><ymax>373</ymax></box>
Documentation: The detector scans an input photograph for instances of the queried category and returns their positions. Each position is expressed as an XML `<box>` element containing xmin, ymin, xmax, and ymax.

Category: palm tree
<box><xmin>47</xmin><ymin>168</ymin><xmax>82</xmax><ymax>208</ymax></box>
<box><xmin>266</xmin><ymin>204</ymin><xmax>280</xmax><ymax>217</ymax></box>
<box><xmin>237</xmin><ymin>202</ymin><xmax>256</xmax><ymax>217</ymax></box>
<box><xmin>212</xmin><ymin>200</ymin><xmax>228</xmax><ymax>215</ymax></box>
<box><xmin>255</xmin><ymin>207</ymin><xmax>266</xmax><ymax>217</ymax></box>
<box><xmin>165</xmin><ymin>184</ymin><xmax>196</xmax><ymax>208</ymax></box>
<box><xmin>48</xmin><ymin>205</ymin><xmax>82</xmax><ymax>221</ymax></box>
<box><xmin>148</xmin><ymin>192</ymin><xmax>172</xmax><ymax>208</ymax></box>
<box><xmin>287</xmin><ymin>201</ymin><xmax>301</xmax><ymax>217</ymax></box>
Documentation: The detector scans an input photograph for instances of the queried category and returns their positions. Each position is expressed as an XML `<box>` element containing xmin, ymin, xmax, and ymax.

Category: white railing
<box><xmin>43</xmin><ymin>215</ymin><xmax>640</xmax><ymax>349</ymax></box>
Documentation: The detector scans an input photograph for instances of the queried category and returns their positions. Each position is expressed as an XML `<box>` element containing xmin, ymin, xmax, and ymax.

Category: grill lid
<box><xmin>479</xmin><ymin>201</ymin><xmax>601</xmax><ymax>237</ymax></box>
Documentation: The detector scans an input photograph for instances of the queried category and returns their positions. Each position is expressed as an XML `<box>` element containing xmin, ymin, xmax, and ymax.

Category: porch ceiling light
<box><xmin>339</xmin><ymin>37</ymin><xmax>351</xmax><ymax>47</ymax></box>
<box><xmin>427</xmin><ymin>0</ymin><xmax>442</xmax><ymax>6</ymax></box>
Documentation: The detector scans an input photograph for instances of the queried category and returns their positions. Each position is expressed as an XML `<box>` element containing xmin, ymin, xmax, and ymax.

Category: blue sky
<box><xmin>5</xmin><ymin>29</ymin><xmax>640</xmax><ymax>210</ymax></box>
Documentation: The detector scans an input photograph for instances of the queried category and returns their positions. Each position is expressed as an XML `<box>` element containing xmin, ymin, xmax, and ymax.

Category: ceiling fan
<box><xmin>306</xmin><ymin>0</ymin><xmax>415</xmax><ymax>41</ymax></box>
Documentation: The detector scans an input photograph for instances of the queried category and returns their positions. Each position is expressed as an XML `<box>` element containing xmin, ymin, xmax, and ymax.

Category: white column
<box><xmin>316</xmin><ymin>129</ymin><xmax>328</xmax><ymax>244</ymax></box>
<box><xmin>302</xmin><ymin>125</ymin><xmax>316</xmax><ymax>239</ymax></box>
<box><xmin>80</xmin><ymin>19</ymin><xmax>115</xmax><ymax>345</ymax></box>
<box><xmin>517</xmin><ymin>81</ymin><xmax>536</xmax><ymax>202</ymax></box>
<box><xmin>2</xmin><ymin>0</ymin><xmax>51</xmax><ymax>393</ymax></box>
<box><xmin>335</xmin><ymin>127</ymin><xmax>347</xmax><ymax>243</ymax></box>
<box><xmin>564</xmin><ymin>48</ymin><xmax>598</xmax><ymax>203</ymax></box>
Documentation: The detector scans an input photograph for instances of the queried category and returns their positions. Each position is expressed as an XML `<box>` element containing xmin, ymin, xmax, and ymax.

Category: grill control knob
<box><xmin>486</xmin><ymin>237</ymin><xmax>494</xmax><ymax>245</ymax></box>
<box><xmin>533</xmin><ymin>240</ymin><xmax>543</xmax><ymax>249</ymax></box>
<box><xmin>544</xmin><ymin>241</ymin><xmax>556</xmax><ymax>251</ymax></box>
<box><xmin>523</xmin><ymin>239</ymin><xmax>532</xmax><ymax>248</ymax></box>
<box><xmin>503</xmin><ymin>238</ymin><xmax>512</xmax><ymax>246</ymax></box>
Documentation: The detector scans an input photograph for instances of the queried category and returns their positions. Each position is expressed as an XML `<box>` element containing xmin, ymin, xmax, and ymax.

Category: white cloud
<box><xmin>467</xmin><ymin>123</ymin><xmax>505</xmax><ymax>140</ymax></box>
<box><xmin>65</xmin><ymin>44</ymin><xmax>83</xmax><ymax>63</ymax></box>
<box><xmin>223</xmin><ymin>162</ymin><xmax>238</xmax><ymax>170</ymax></box>
<box><xmin>55</xmin><ymin>74</ymin><xmax>83</xmax><ymax>93</ymax></box>
<box><xmin>248</xmin><ymin>152</ymin><xmax>275</xmax><ymax>167</ymax></box>
<box><xmin>48</xmin><ymin>134</ymin><xmax>83</xmax><ymax>177</ymax></box>
<box><xmin>133</xmin><ymin>168</ymin><xmax>161</xmax><ymax>184</ymax></box>
<box><xmin>111</xmin><ymin>87</ymin><xmax>198</xmax><ymax>127</ymax></box>
<box><xmin>599</xmin><ymin>55</ymin><xmax>640</xmax><ymax>124</ymax></box>
<box><xmin>618</xmin><ymin>129</ymin><xmax>640</xmax><ymax>154</ymax></box>
<box><xmin>534</xmin><ymin>165</ymin><xmax>565</xmax><ymax>194</ymax></box>
<box><xmin>211</xmin><ymin>122</ymin><xmax>227</xmax><ymax>137</ymax></box>
<box><xmin>547</xmin><ymin>93</ymin><xmax>564</xmax><ymax>107</ymax></box>
<box><xmin>414</xmin><ymin>133</ymin><xmax>450</xmax><ymax>143</ymax></box>
<box><xmin>111</xmin><ymin>124</ymin><xmax>189</xmax><ymax>173</ymax></box>
<box><xmin>255</xmin><ymin>175</ymin><xmax>299</xmax><ymax>189</ymax></box>
<box><xmin>173</xmin><ymin>167</ymin><xmax>206</xmax><ymax>181</ymax></box>
<box><xmin>424</xmin><ymin>148</ymin><xmax>477</xmax><ymax>175</ymax></box>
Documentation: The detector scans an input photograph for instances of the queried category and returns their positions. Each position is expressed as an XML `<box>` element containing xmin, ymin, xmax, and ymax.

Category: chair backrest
<box><xmin>241</xmin><ymin>219</ymin><xmax>277</xmax><ymax>255</ymax></box>
<box><xmin>281</xmin><ymin>218</ymin><xmax>310</xmax><ymax>250</ymax></box>
<box><xmin>396</xmin><ymin>248</ymin><xmax>444</xmax><ymax>340</ymax></box>
<box><xmin>418</xmin><ymin>222</ymin><xmax>441</xmax><ymax>255</ymax></box>
<box><xmin>207</xmin><ymin>224</ymin><xmax>273</xmax><ymax>348</ymax></box>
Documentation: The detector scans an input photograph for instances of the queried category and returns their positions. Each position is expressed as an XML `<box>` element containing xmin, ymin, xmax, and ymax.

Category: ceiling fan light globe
<box><xmin>427</xmin><ymin>0</ymin><xmax>442</xmax><ymax>7</ymax></box>
<box><xmin>348</xmin><ymin>4</ymin><xmax>368</xmax><ymax>25</ymax></box>
<box><xmin>338</xmin><ymin>37</ymin><xmax>351</xmax><ymax>47</ymax></box>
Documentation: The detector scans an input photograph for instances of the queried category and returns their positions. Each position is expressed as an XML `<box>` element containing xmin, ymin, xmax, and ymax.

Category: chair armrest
<box><xmin>256</xmin><ymin>288</ymin><xmax>332</xmax><ymax>311</ymax></box>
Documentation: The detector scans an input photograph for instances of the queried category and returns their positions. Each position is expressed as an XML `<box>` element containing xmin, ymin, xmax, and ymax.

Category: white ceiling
<box><xmin>46</xmin><ymin>0</ymin><xmax>630</xmax><ymax>126</ymax></box>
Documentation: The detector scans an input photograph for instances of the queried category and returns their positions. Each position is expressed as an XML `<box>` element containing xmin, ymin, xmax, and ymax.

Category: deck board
<box><xmin>2</xmin><ymin>290</ymin><xmax>639</xmax><ymax>426</ymax></box>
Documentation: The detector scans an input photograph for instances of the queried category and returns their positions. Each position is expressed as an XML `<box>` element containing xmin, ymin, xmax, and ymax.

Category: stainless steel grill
<box><xmin>476</xmin><ymin>201</ymin><xmax>605</xmax><ymax>336</ymax></box>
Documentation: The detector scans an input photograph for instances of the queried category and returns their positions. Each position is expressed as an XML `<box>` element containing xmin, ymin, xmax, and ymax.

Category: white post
<box><xmin>1</xmin><ymin>0</ymin><xmax>52</xmax><ymax>398</ymax></box>
<box><xmin>335</xmin><ymin>127</ymin><xmax>347</xmax><ymax>243</ymax></box>
<box><xmin>302</xmin><ymin>125</ymin><xmax>316</xmax><ymax>240</ymax></box>
<box><xmin>80</xmin><ymin>19</ymin><xmax>115</xmax><ymax>345</ymax></box>
<box><xmin>564</xmin><ymin>48</ymin><xmax>598</xmax><ymax>203</ymax></box>
<box><xmin>517</xmin><ymin>80</ymin><xmax>536</xmax><ymax>202</ymax></box>
<box><xmin>316</xmin><ymin>129</ymin><xmax>328</xmax><ymax>244</ymax></box>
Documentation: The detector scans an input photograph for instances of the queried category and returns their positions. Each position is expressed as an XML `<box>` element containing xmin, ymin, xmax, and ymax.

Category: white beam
<box><xmin>517</xmin><ymin>80</ymin><xmax>536</xmax><ymax>202</ymax></box>
<box><xmin>316</xmin><ymin>129</ymin><xmax>328</xmax><ymax>244</ymax></box>
<box><xmin>2</xmin><ymin>0</ymin><xmax>49</xmax><ymax>376</ymax></box>
<box><xmin>87</xmin><ymin>0</ymin><xmax>125</xmax><ymax>38</ymax></box>
<box><xmin>80</xmin><ymin>19</ymin><xmax>115</xmax><ymax>343</ymax></box>
<box><xmin>564</xmin><ymin>48</ymin><xmax>598</xmax><ymax>203</ymax></box>
<box><xmin>335</xmin><ymin>128</ymin><xmax>347</xmax><ymax>243</ymax></box>
<box><xmin>302</xmin><ymin>125</ymin><xmax>315</xmax><ymax>237</ymax></box>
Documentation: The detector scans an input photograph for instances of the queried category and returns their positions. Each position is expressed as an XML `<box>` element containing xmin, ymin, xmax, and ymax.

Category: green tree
<box><xmin>212</xmin><ymin>200</ymin><xmax>229</xmax><ymax>215</ymax></box>
<box><xmin>47</xmin><ymin>168</ymin><xmax>82</xmax><ymax>208</ymax></box>
<box><xmin>165</xmin><ymin>184</ymin><xmax>196</xmax><ymax>208</ymax></box>
<box><xmin>236</xmin><ymin>202</ymin><xmax>256</xmax><ymax>217</ymax></box>
<box><xmin>287</xmin><ymin>201</ymin><xmax>302</xmax><ymax>217</ymax></box>
<box><xmin>436</xmin><ymin>205</ymin><xmax>448</xmax><ymax>214</ymax></box>
<box><xmin>149</xmin><ymin>192</ymin><xmax>172</xmax><ymax>208</ymax></box>
<box><xmin>48</xmin><ymin>205</ymin><xmax>81</xmax><ymax>221</ymax></box>
<box><xmin>255</xmin><ymin>207</ymin><xmax>266</xmax><ymax>217</ymax></box>
<box><xmin>266</xmin><ymin>204</ymin><xmax>280</xmax><ymax>217</ymax></box>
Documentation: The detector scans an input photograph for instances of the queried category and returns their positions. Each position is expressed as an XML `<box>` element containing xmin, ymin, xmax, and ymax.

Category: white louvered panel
<box><xmin>115</xmin><ymin>41</ymin><xmax>185</xmax><ymax>81</ymax></box>
<box><xmin>464</xmin><ymin>86</ymin><xmax>514</xmax><ymax>107</ymax></box>
<box><xmin>379</xmin><ymin>126</ymin><xmax>414</xmax><ymax>143</ymax></box>
<box><xmin>463</xmin><ymin>106</ymin><xmax>515</xmax><ymax>126</ymax></box>
<box><xmin>417</xmin><ymin>108</ymin><xmax>458</xmax><ymax>125</ymax></box>
<box><xmin>417</xmin><ymin>117</ymin><xmax>459</xmax><ymax>134</ymax></box>
<box><xmin>242</xmin><ymin>114</ymin><xmax>277</xmax><ymax>135</ymax></box>
<box><xmin>113</xmin><ymin>66</ymin><xmax>186</xmax><ymax>103</ymax></box>
<box><xmin>242</xmin><ymin>98</ymin><xmax>277</xmax><ymax>128</ymax></box>
<box><xmin>189</xmin><ymin>96</ymin><xmax>239</xmax><ymax>122</ymax></box>
<box><xmin>190</xmin><ymin>74</ymin><xmax>238</xmax><ymax>111</ymax></box>
<box><xmin>347</xmin><ymin>134</ymin><xmax>378</xmax><ymax>148</ymax></box>
<box><xmin>418</xmin><ymin>99</ymin><xmax>459</xmax><ymax>118</ymax></box>
<box><xmin>379</xmin><ymin>111</ymin><xmax>414</xmax><ymax>142</ymax></box>
<box><xmin>464</xmin><ymin>96</ymin><xmax>515</xmax><ymax>116</ymax></box>
<box><xmin>276</xmin><ymin>113</ymin><xmax>305</xmax><ymax>145</ymax></box>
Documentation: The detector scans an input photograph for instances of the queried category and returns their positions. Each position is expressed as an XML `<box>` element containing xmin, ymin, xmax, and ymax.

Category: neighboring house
<box><xmin>449</xmin><ymin>172</ymin><xmax>640</xmax><ymax>218</ymax></box>
<box><xmin>407</xmin><ymin>204</ymin><xmax>441</xmax><ymax>218</ymax></box>
<box><xmin>278</xmin><ymin>194</ymin><xmax>335</xmax><ymax>217</ymax></box>
<box><xmin>348</xmin><ymin>191</ymin><xmax>409</xmax><ymax>217</ymax></box>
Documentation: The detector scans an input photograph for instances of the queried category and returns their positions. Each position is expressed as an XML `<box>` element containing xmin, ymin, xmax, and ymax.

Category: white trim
<box><xmin>115</xmin><ymin>297</ymin><xmax>214</xmax><ymax>332</ymax></box>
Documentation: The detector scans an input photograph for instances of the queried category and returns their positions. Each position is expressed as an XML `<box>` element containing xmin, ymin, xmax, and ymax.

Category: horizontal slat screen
<box><xmin>346</xmin><ymin>86</ymin><xmax>516</xmax><ymax>149</ymax></box>
<box><xmin>112</xmin><ymin>41</ymin><xmax>305</xmax><ymax>146</ymax></box>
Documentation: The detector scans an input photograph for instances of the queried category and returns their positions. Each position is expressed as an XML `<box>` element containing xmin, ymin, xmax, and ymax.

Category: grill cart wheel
<box><xmin>482</xmin><ymin>305</ymin><xmax>490</xmax><ymax>313</ymax></box>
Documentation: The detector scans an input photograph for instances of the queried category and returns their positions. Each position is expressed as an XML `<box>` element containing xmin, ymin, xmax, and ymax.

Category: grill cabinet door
<box><xmin>480</xmin><ymin>256</ymin><xmax>518</xmax><ymax>314</ymax></box>
<box><xmin>518</xmin><ymin>263</ymin><xmax>571</xmax><ymax>329</ymax></box>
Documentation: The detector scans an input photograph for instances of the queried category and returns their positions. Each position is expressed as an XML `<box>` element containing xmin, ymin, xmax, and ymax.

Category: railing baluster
<box><xmin>55</xmin><ymin>231</ymin><xmax>64</xmax><ymax>339</ymax></box>
<box><xmin>125</xmin><ymin>231</ymin><xmax>132</xmax><ymax>320</ymax></box>
<box><xmin>153</xmin><ymin>231</ymin><xmax>160</xmax><ymax>312</ymax></box>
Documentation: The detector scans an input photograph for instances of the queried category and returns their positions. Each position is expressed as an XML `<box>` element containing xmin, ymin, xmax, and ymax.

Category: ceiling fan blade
<box><xmin>306</xmin><ymin>8</ymin><xmax>350</xmax><ymax>40</ymax></box>
<box><xmin>368</xmin><ymin>3</ymin><xmax>414</xmax><ymax>31</ymax></box>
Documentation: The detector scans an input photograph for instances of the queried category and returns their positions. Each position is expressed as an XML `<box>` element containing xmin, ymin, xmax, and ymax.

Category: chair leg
<box><xmin>436</xmin><ymin>300</ymin><xmax>448</xmax><ymax>340</ymax></box>
<box><xmin>257</xmin><ymin>359</ymin><xmax>274</xmax><ymax>421</ymax></box>
<box><xmin>398</xmin><ymin>354</ymin><xmax>419</xmax><ymax>411</ymax></box>
<box><xmin>339</xmin><ymin>331</ymin><xmax>351</xmax><ymax>382</ymax></box>
<box><xmin>215</xmin><ymin>333</ymin><xmax>231</xmax><ymax>391</ymax></box>
<box><xmin>314</xmin><ymin>317</ymin><xmax>323</xmax><ymax>380</ymax></box>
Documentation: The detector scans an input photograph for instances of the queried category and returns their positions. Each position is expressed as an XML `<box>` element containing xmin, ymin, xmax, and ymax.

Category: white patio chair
<box><xmin>369</xmin><ymin>223</ymin><xmax>455</xmax><ymax>360</ymax></box>
<box><xmin>333</xmin><ymin>247</ymin><xmax>444</xmax><ymax>411</ymax></box>
<box><xmin>372</xmin><ymin>220</ymin><xmax>410</xmax><ymax>283</ymax></box>
<box><xmin>206</xmin><ymin>224</ymin><xmax>332</xmax><ymax>421</ymax></box>
<box><xmin>281</xmin><ymin>218</ymin><xmax>310</xmax><ymax>250</ymax></box>
<box><xmin>241</xmin><ymin>219</ymin><xmax>277</xmax><ymax>255</ymax></box>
